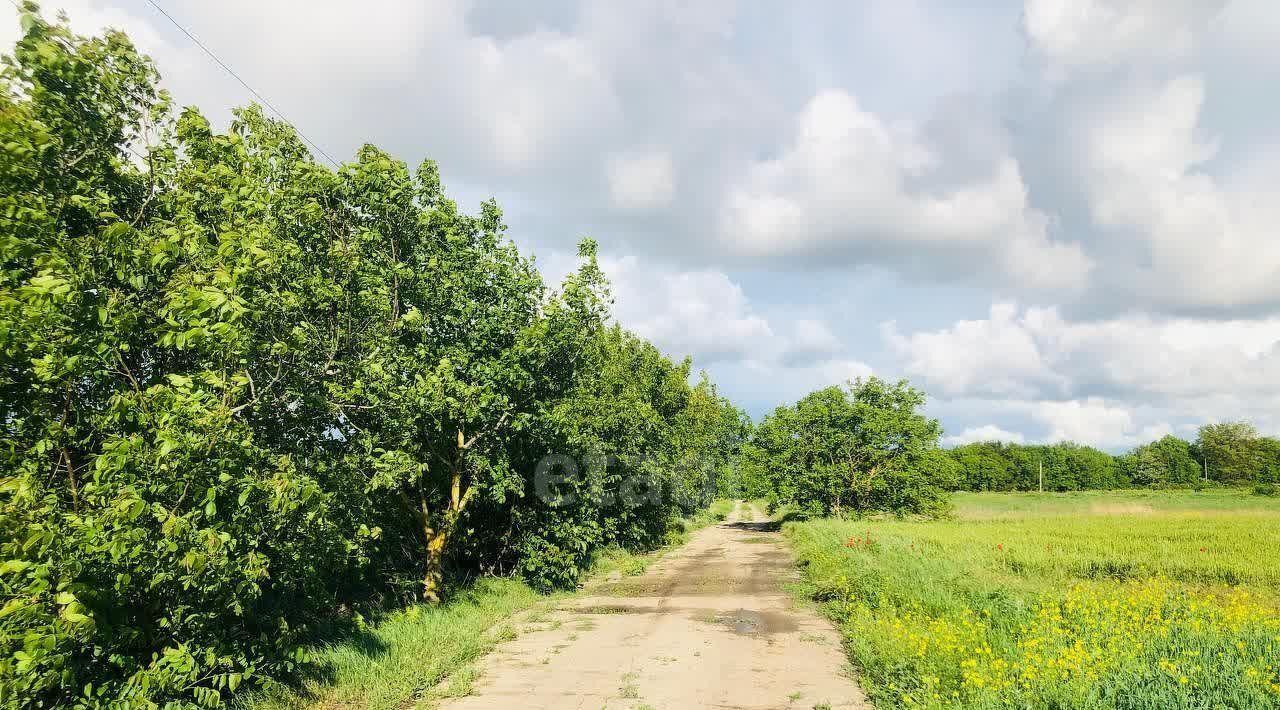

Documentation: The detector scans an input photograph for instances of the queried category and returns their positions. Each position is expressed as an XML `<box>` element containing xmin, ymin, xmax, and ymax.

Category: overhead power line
<box><xmin>143</xmin><ymin>0</ymin><xmax>342</xmax><ymax>168</ymax></box>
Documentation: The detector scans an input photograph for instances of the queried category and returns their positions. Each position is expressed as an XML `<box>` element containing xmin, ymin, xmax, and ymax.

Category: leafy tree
<box><xmin>950</xmin><ymin>442</ymin><xmax>1017</xmax><ymax>491</ymax></box>
<box><xmin>1257</xmin><ymin>438</ymin><xmax>1280</xmax><ymax>484</ymax></box>
<box><xmin>1068</xmin><ymin>444</ymin><xmax>1123</xmax><ymax>488</ymax></box>
<box><xmin>1197</xmin><ymin>421</ymin><xmax>1264</xmax><ymax>484</ymax></box>
<box><xmin>747</xmin><ymin>378</ymin><xmax>948</xmax><ymax>517</ymax></box>
<box><xmin>676</xmin><ymin>373</ymin><xmax>750</xmax><ymax>505</ymax></box>
<box><xmin>1127</xmin><ymin>435</ymin><xmax>1202</xmax><ymax>486</ymax></box>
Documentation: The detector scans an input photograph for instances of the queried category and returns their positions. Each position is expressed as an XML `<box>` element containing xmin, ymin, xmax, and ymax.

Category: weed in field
<box><xmin>619</xmin><ymin>671</ymin><xmax>641</xmax><ymax>698</ymax></box>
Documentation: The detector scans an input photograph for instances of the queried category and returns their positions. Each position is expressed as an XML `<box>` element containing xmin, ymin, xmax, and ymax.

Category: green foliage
<box><xmin>1125</xmin><ymin>435</ymin><xmax>1203</xmax><ymax>486</ymax></box>
<box><xmin>1198</xmin><ymin>421</ymin><xmax>1270</xmax><ymax>484</ymax></box>
<box><xmin>949</xmin><ymin>441</ymin><xmax>1127</xmax><ymax>492</ymax></box>
<box><xmin>508</xmin><ymin>328</ymin><xmax>747</xmax><ymax>591</ymax></box>
<box><xmin>948</xmin><ymin>426</ymin><xmax>1280</xmax><ymax>494</ymax></box>
<box><xmin>243</xmin><ymin>578</ymin><xmax>543</xmax><ymax>710</ymax></box>
<box><xmin>0</xmin><ymin>7</ymin><xmax>744</xmax><ymax>707</ymax></box>
<box><xmin>743</xmin><ymin>378</ymin><xmax>950</xmax><ymax>518</ymax></box>
<box><xmin>948</xmin><ymin>442</ymin><xmax>1016</xmax><ymax>491</ymax></box>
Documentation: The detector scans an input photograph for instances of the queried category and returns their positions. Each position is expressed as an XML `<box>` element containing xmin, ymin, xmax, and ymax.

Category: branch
<box><xmin>229</xmin><ymin>363</ymin><xmax>285</xmax><ymax>415</ymax></box>
<box><xmin>327</xmin><ymin>400</ymin><xmax>375</xmax><ymax>410</ymax></box>
<box><xmin>460</xmin><ymin>408</ymin><xmax>512</xmax><ymax>450</ymax></box>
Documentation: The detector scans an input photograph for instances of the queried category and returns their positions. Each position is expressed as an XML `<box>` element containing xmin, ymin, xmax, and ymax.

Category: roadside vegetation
<box><xmin>0</xmin><ymin>8</ymin><xmax>746</xmax><ymax>707</ymax></box>
<box><xmin>786</xmin><ymin>492</ymin><xmax>1280</xmax><ymax>709</ymax></box>
<box><xmin>239</xmin><ymin>578</ymin><xmax>540</xmax><ymax>710</ymax></box>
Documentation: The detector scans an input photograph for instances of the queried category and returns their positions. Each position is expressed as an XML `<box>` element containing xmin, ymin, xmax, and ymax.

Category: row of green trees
<box><xmin>949</xmin><ymin>422</ymin><xmax>1280</xmax><ymax>492</ymax></box>
<box><xmin>0</xmin><ymin>9</ymin><xmax>745</xmax><ymax>707</ymax></box>
<box><xmin>725</xmin><ymin>379</ymin><xmax>1280</xmax><ymax>523</ymax></box>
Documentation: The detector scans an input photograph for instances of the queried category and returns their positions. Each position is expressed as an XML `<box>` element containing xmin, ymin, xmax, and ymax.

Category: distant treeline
<box><xmin>726</xmin><ymin>379</ymin><xmax>1279</xmax><ymax>521</ymax></box>
<box><xmin>948</xmin><ymin>421</ymin><xmax>1280</xmax><ymax>492</ymax></box>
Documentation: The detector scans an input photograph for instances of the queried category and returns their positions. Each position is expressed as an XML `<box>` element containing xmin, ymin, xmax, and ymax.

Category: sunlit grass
<box><xmin>787</xmin><ymin>491</ymin><xmax>1280</xmax><ymax>709</ymax></box>
<box><xmin>236</xmin><ymin>578</ymin><xmax>541</xmax><ymax>710</ymax></box>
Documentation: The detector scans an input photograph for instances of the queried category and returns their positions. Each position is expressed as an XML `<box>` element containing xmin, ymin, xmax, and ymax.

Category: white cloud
<box><xmin>885</xmin><ymin>302</ymin><xmax>1280</xmax><ymax>443</ymax></box>
<box><xmin>596</xmin><ymin>255</ymin><xmax>865</xmax><ymax>378</ymax></box>
<box><xmin>1023</xmin><ymin>0</ymin><xmax>1225</xmax><ymax>74</ymax></box>
<box><xmin>782</xmin><ymin>318</ymin><xmax>842</xmax><ymax>365</ymax></box>
<box><xmin>887</xmin><ymin>302</ymin><xmax>1280</xmax><ymax>403</ymax></box>
<box><xmin>883</xmin><ymin>303</ymin><xmax>1067</xmax><ymax>399</ymax></box>
<box><xmin>943</xmin><ymin>425</ymin><xmax>1026</xmax><ymax>447</ymax></box>
<box><xmin>720</xmin><ymin>89</ymin><xmax>1092</xmax><ymax>289</ymax></box>
<box><xmin>1074</xmin><ymin>75</ymin><xmax>1280</xmax><ymax>310</ymax></box>
<box><xmin>1020</xmin><ymin>0</ymin><xmax>1280</xmax><ymax>313</ymax></box>
<box><xmin>1030</xmin><ymin>398</ymin><xmax>1172</xmax><ymax>449</ymax></box>
<box><xmin>604</xmin><ymin>256</ymin><xmax>773</xmax><ymax>365</ymax></box>
<box><xmin>811</xmin><ymin>358</ymin><xmax>875</xmax><ymax>386</ymax></box>
<box><xmin>606</xmin><ymin>151</ymin><xmax>675</xmax><ymax>210</ymax></box>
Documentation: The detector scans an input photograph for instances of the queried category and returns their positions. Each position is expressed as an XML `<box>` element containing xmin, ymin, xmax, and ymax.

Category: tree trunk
<box><xmin>419</xmin><ymin>453</ymin><xmax>471</xmax><ymax>602</ymax></box>
<box><xmin>422</xmin><ymin>526</ymin><xmax>447</xmax><ymax>602</ymax></box>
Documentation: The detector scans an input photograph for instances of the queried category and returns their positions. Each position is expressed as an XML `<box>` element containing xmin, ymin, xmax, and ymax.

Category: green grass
<box><xmin>237</xmin><ymin>578</ymin><xmax>540</xmax><ymax>710</ymax></box>
<box><xmin>786</xmin><ymin>491</ymin><xmax>1280</xmax><ymax>709</ymax></box>
<box><xmin>688</xmin><ymin>498</ymin><xmax>737</xmax><ymax>529</ymax></box>
<box><xmin>243</xmin><ymin>500</ymin><xmax>737</xmax><ymax>709</ymax></box>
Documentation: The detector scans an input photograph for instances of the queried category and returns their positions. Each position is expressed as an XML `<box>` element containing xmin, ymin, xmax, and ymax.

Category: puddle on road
<box><xmin>711</xmin><ymin>608</ymin><xmax>798</xmax><ymax>635</ymax></box>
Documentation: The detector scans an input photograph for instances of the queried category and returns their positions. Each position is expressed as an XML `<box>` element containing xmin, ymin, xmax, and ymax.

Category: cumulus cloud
<box><xmin>882</xmin><ymin>303</ymin><xmax>1067</xmax><ymax>399</ymax></box>
<box><xmin>603</xmin><ymin>256</ymin><xmax>773</xmax><ymax>365</ymax></box>
<box><xmin>942</xmin><ymin>425</ymin><xmax>1027</xmax><ymax>447</ymax></box>
<box><xmin>7</xmin><ymin>1</ymin><xmax>1280</xmax><ymax>438</ymax></box>
<box><xmin>1029</xmin><ymin>399</ymin><xmax>1173</xmax><ymax>449</ymax></box>
<box><xmin>1073</xmin><ymin>75</ymin><xmax>1280</xmax><ymax>311</ymax></box>
<box><xmin>780</xmin><ymin>319</ymin><xmax>842</xmax><ymax>366</ymax></box>
<box><xmin>888</xmin><ymin>302</ymin><xmax>1280</xmax><ymax>403</ymax></box>
<box><xmin>1020</xmin><ymin>0</ymin><xmax>1280</xmax><ymax>313</ymax></box>
<box><xmin>606</xmin><ymin>151</ymin><xmax>675</xmax><ymax>210</ymax></box>
<box><xmin>885</xmin><ymin>302</ymin><xmax>1280</xmax><ymax>444</ymax></box>
<box><xmin>720</xmin><ymin>89</ymin><xmax>1092</xmax><ymax>289</ymax></box>
<box><xmin>1023</xmin><ymin>0</ymin><xmax>1225</xmax><ymax>74</ymax></box>
<box><xmin>583</xmin><ymin>255</ymin><xmax>869</xmax><ymax>383</ymax></box>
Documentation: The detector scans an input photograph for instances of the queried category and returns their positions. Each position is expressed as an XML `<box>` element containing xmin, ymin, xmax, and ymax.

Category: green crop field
<box><xmin>786</xmin><ymin>490</ymin><xmax>1280</xmax><ymax>709</ymax></box>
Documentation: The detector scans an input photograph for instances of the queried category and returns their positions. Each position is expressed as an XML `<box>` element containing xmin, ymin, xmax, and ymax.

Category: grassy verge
<box><xmin>243</xmin><ymin>500</ymin><xmax>737</xmax><ymax>709</ymax></box>
<box><xmin>785</xmin><ymin>491</ymin><xmax>1280</xmax><ymax>709</ymax></box>
<box><xmin>237</xmin><ymin>578</ymin><xmax>542</xmax><ymax>710</ymax></box>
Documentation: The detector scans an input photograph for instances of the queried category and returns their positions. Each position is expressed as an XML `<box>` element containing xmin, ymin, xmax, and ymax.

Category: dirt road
<box><xmin>439</xmin><ymin>502</ymin><xmax>868</xmax><ymax>710</ymax></box>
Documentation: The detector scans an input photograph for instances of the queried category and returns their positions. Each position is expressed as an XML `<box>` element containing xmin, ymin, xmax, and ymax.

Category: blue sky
<box><xmin>10</xmin><ymin>0</ymin><xmax>1280</xmax><ymax>450</ymax></box>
